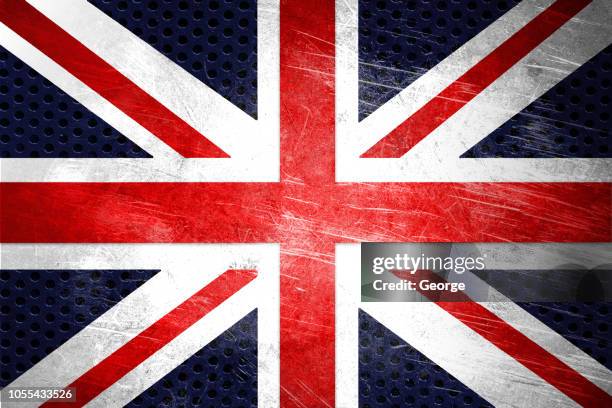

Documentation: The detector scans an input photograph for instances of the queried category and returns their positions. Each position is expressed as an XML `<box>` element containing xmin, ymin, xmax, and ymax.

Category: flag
<box><xmin>1</xmin><ymin>0</ymin><xmax>610</xmax><ymax>407</ymax></box>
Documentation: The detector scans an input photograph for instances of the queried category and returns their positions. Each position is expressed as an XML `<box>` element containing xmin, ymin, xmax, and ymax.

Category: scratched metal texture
<box><xmin>0</xmin><ymin>0</ymin><xmax>611</xmax><ymax>407</ymax></box>
<box><xmin>125</xmin><ymin>310</ymin><xmax>258</xmax><ymax>408</ymax></box>
<box><xmin>358</xmin><ymin>310</ymin><xmax>493</xmax><ymax>408</ymax></box>
<box><xmin>0</xmin><ymin>269</ymin><xmax>159</xmax><ymax>387</ymax></box>
<box><xmin>518</xmin><ymin>302</ymin><xmax>611</xmax><ymax>371</ymax></box>
<box><xmin>463</xmin><ymin>44</ymin><xmax>612</xmax><ymax>158</ymax></box>
<box><xmin>358</xmin><ymin>0</ymin><xmax>521</xmax><ymax>120</ymax></box>
<box><xmin>88</xmin><ymin>0</ymin><xmax>258</xmax><ymax>118</ymax></box>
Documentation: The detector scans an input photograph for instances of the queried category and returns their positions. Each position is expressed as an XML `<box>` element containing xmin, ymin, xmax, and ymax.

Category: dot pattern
<box><xmin>518</xmin><ymin>302</ymin><xmax>611</xmax><ymax>370</ymax></box>
<box><xmin>358</xmin><ymin>0</ymin><xmax>520</xmax><ymax>120</ymax></box>
<box><xmin>0</xmin><ymin>269</ymin><xmax>159</xmax><ymax>386</ymax></box>
<box><xmin>359</xmin><ymin>310</ymin><xmax>493</xmax><ymax>408</ymax></box>
<box><xmin>463</xmin><ymin>45</ymin><xmax>612</xmax><ymax>158</ymax></box>
<box><xmin>127</xmin><ymin>309</ymin><xmax>257</xmax><ymax>408</ymax></box>
<box><xmin>0</xmin><ymin>47</ymin><xmax>151</xmax><ymax>158</ymax></box>
<box><xmin>472</xmin><ymin>268</ymin><xmax>611</xmax><ymax>370</ymax></box>
<box><xmin>88</xmin><ymin>0</ymin><xmax>258</xmax><ymax>118</ymax></box>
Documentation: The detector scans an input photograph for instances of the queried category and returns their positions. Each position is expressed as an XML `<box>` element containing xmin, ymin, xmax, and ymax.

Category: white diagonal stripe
<box><xmin>0</xmin><ymin>0</ymin><xmax>279</xmax><ymax>181</ymax></box>
<box><xmin>482</xmin><ymin>300</ymin><xmax>612</xmax><ymax>394</ymax></box>
<box><xmin>90</xmin><ymin>257</ymin><xmax>279</xmax><ymax>408</ymax></box>
<box><xmin>363</xmin><ymin>302</ymin><xmax>578</xmax><ymax>408</ymax></box>
<box><xmin>336</xmin><ymin>244</ymin><xmax>600</xmax><ymax>408</ymax></box>
<box><xmin>1</xmin><ymin>244</ymin><xmax>279</xmax><ymax>408</ymax></box>
<box><xmin>356</xmin><ymin>0</ymin><xmax>558</xmax><ymax>148</ymax></box>
<box><xmin>27</xmin><ymin>0</ymin><xmax>255</xmax><ymax>155</ymax></box>
<box><xmin>0</xmin><ymin>22</ymin><xmax>179</xmax><ymax>160</ymax></box>
<box><xmin>337</xmin><ymin>0</ymin><xmax>612</xmax><ymax>181</ymax></box>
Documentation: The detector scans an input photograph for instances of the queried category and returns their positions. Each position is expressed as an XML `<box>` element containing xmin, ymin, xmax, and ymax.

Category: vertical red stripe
<box><xmin>0</xmin><ymin>0</ymin><xmax>228</xmax><ymax>158</ymax></box>
<box><xmin>361</xmin><ymin>0</ymin><xmax>592</xmax><ymax>158</ymax></box>
<box><xmin>42</xmin><ymin>269</ymin><xmax>257</xmax><ymax>407</ymax></box>
<box><xmin>280</xmin><ymin>0</ymin><xmax>336</xmax><ymax>406</ymax></box>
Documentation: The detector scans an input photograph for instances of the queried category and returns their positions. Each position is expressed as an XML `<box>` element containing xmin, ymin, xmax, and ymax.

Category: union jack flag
<box><xmin>0</xmin><ymin>0</ymin><xmax>611</xmax><ymax>407</ymax></box>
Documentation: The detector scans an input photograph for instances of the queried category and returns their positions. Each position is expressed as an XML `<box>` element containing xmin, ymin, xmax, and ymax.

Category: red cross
<box><xmin>1</xmin><ymin>0</ymin><xmax>610</xmax><ymax>407</ymax></box>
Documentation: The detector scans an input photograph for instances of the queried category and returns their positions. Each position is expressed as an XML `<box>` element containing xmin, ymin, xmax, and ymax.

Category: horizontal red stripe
<box><xmin>361</xmin><ymin>0</ymin><xmax>592</xmax><ymax>158</ymax></box>
<box><xmin>1</xmin><ymin>183</ymin><xmax>609</xmax><ymax>243</ymax></box>
<box><xmin>0</xmin><ymin>0</ymin><xmax>228</xmax><ymax>158</ymax></box>
<box><xmin>42</xmin><ymin>268</ymin><xmax>257</xmax><ymax>407</ymax></box>
<box><xmin>0</xmin><ymin>183</ymin><xmax>282</xmax><ymax>243</ymax></box>
<box><xmin>400</xmin><ymin>269</ymin><xmax>612</xmax><ymax>407</ymax></box>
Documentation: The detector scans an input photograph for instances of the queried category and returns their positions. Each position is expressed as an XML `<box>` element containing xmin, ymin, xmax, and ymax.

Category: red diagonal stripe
<box><xmin>361</xmin><ymin>0</ymin><xmax>592</xmax><ymax>158</ymax></box>
<box><xmin>394</xmin><ymin>270</ymin><xmax>612</xmax><ymax>407</ymax></box>
<box><xmin>438</xmin><ymin>301</ymin><xmax>611</xmax><ymax>407</ymax></box>
<box><xmin>0</xmin><ymin>0</ymin><xmax>229</xmax><ymax>158</ymax></box>
<box><xmin>42</xmin><ymin>268</ymin><xmax>257</xmax><ymax>407</ymax></box>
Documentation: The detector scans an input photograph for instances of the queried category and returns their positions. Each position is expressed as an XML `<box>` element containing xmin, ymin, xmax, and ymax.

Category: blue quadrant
<box><xmin>88</xmin><ymin>0</ymin><xmax>258</xmax><ymax>118</ymax></box>
<box><xmin>0</xmin><ymin>269</ymin><xmax>159</xmax><ymax>386</ymax></box>
<box><xmin>518</xmin><ymin>302</ymin><xmax>611</xmax><ymax>371</ymax></box>
<box><xmin>0</xmin><ymin>46</ymin><xmax>151</xmax><ymax>158</ymax></box>
<box><xmin>127</xmin><ymin>309</ymin><xmax>257</xmax><ymax>408</ymax></box>
<box><xmin>359</xmin><ymin>310</ymin><xmax>493</xmax><ymax>407</ymax></box>
<box><xmin>358</xmin><ymin>0</ymin><xmax>520</xmax><ymax>120</ymax></box>
<box><xmin>463</xmin><ymin>45</ymin><xmax>612</xmax><ymax>158</ymax></box>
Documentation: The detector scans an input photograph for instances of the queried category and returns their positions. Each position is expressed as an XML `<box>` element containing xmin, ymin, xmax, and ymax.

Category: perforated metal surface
<box><xmin>0</xmin><ymin>46</ymin><xmax>150</xmax><ymax>158</ymax></box>
<box><xmin>358</xmin><ymin>0</ymin><xmax>520</xmax><ymax>120</ymax></box>
<box><xmin>88</xmin><ymin>0</ymin><xmax>258</xmax><ymax>118</ymax></box>
<box><xmin>519</xmin><ymin>302</ymin><xmax>611</xmax><ymax>370</ymax></box>
<box><xmin>474</xmin><ymin>268</ymin><xmax>612</xmax><ymax>370</ymax></box>
<box><xmin>0</xmin><ymin>269</ymin><xmax>159</xmax><ymax>386</ymax></box>
<box><xmin>464</xmin><ymin>45</ymin><xmax>612</xmax><ymax>158</ymax></box>
<box><xmin>126</xmin><ymin>310</ymin><xmax>258</xmax><ymax>408</ymax></box>
<box><xmin>359</xmin><ymin>310</ymin><xmax>493</xmax><ymax>408</ymax></box>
